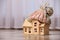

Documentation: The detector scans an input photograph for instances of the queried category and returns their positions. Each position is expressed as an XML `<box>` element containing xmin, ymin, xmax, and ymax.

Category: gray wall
<box><xmin>0</xmin><ymin>0</ymin><xmax>60</xmax><ymax>29</ymax></box>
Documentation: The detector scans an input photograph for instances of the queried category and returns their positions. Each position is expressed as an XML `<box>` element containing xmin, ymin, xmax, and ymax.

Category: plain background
<box><xmin>0</xmin><ymin>0</ymin><xmax>60</xmax><ymax>29</ymax></box>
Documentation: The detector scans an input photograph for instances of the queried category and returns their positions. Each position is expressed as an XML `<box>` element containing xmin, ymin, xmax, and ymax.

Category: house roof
<box><xmin>23</xmin><ymin>19</ymin><xmax>32</xmax><ymax>27</ymax></box>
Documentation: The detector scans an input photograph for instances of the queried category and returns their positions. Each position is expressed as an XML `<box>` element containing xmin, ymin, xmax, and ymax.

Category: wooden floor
<box><xmin>0</xmin><ymin>30</ymin><xmax>60</xmax><ymax>40</ymax></box>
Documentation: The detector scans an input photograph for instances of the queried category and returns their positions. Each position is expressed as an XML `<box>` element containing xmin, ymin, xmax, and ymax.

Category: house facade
<box><xmin>23</xmin><ymin>19</ymin><xmax>49</xmax><ymax>35</ymax></box>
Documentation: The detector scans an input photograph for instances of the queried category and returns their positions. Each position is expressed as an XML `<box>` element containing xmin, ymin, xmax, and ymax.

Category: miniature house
<box><xmin>23</xmin><ymin>19</ymin><xmax>49</xmax><ymax>35</ymax></box>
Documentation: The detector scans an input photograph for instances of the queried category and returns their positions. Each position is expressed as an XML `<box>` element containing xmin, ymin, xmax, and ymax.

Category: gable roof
<box><xmin>40</xmin><ymin>23</ymin><xmax>45</xmax><ymax>27</ymax></box>
<box><xmin>23</xmin><ymin>19</ymin><xmax>32</xmax><ymax>27</ymax></box>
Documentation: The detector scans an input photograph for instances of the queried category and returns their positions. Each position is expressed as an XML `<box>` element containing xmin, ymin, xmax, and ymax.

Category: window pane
<box><xmin>34</xmin><ymin>28</ymin><xmax>37</xmax><ymax>32</ymax></box>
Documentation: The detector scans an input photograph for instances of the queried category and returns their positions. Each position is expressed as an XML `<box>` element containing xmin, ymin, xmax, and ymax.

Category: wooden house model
<box><xmin>23</xmin><ymin>19</ymin><xmax>49</xmax><ymax>35</ymax></box>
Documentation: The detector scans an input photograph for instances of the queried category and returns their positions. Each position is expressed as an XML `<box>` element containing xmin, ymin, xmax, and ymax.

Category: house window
<box><xmin>40</xmin><ymin>28</ymin><xmax>44</xmax><ymax>32</ymax></box>
<box><xmin>29</xmin><ymin>31</ymin><xmax>31</xmax><ymax>33</ymax></box>
<box><xmin>34</xmin><ymin>22</ymin><xmax>37</xmax><ymax>24</ymax></box>
<box><xmin>29</xmin><ymin>28</ymin><xmax>31</xmax><ymax>33</ymax></box>
<box><xmin>34</xmin><ymin>25</ymin><xmax>36</xmax><ymax>26</ymax></box>
<box><xmin>40</xmin><ymin>30</ymin><xmax>42</xmax><ymax>32</ymax></box>
<box><xmin>34</xmin><ymin>22</ymin><xmax>37</xmax><ymax>27</ymax></box>
<box><xmin>25</xmin><ymin>28</ymin><xmax>27</xmax><ymax>32</ymax></box>
<box><xmin>34</xmin><ymin>28</ymin><xmax>37</xmax><ymax>32</ymax></box>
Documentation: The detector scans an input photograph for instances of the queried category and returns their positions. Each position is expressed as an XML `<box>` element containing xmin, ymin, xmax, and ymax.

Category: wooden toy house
<box><xmin>23</xmin><ymin>19</ymin><xmax>49</xmax><ymax>35</ymax></box>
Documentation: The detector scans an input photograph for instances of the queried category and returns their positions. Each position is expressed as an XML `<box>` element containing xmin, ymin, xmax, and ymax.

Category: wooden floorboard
<box><xmin>0</xmin><ymin>30</ymin><xmax>60</xmax><ymax>40</ymax></box>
